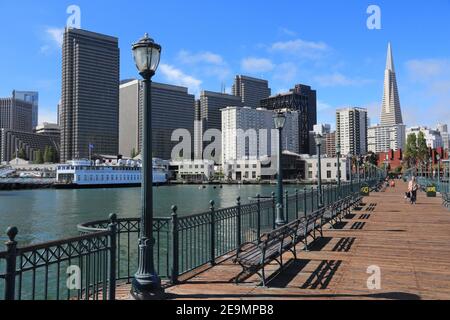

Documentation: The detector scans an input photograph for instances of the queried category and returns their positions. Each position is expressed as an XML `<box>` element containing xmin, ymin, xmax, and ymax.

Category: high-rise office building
<box><xmin>232</xmin><ymin>75</ymin><xmax>271</xmax><ymax>108</ymax></box>
<box><xmin>0</xmin><ymin>97</ymin><xmax>33</xmax><ymax>133</ymax></box>
<box><xmin>194</xmin><ymin>91</ymin><xmax>242</xmax><ymax>161</ymax></box>
<box><xmin>12</xmin><ymin>91</ymin><xmax>38</xmax><ymax>129</ymax></box>
<box><xmin>221</xmin><ymin>106</ymin><xmax>299</xmax><ymax>164</ymax></box>
<box><xmin>60</xmin><ymin>28</ymin><xmax>119</xmax><ymax>162</ymax></box>
<box><xmin>325</xmin><ymin>131</ymin><xmax>336</xmax><ymax>157</ymax></box>
<box><xmin>119</xmin><ymin>79</ymin><xmax>195</xmax><ymax>160</ymax></box>
<box><xmin>368</xmin><ymin>124</ymin><xmax>406</xmax><ymax>153</ymax></box>
<box><xmin>336</xmin><ymin>107</ymin><xmax>368</xmax><ymax>156</ymax></box>
<box><xmin>437</xmin><ymin>124</ymin><xmax>449</xmax><ymax>150</ymax></box>
<box><xmin>260</xmin><ymin>84</ymin><xmax>317</xmax><ymax>154</ymax></box>
<box><xmin>0</xmin><ymin>128</ymin><xmax>59</xmax><ymax>163</ymax></box>
<box><xmin>381</xmin><ymin>43</ymin><xmax>403</xmax><ymax>126</ymax></box>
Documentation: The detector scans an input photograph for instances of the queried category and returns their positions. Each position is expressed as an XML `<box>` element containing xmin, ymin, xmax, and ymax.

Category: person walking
<box><xmin>408</xmin><ymin>176</ymin><xmax>419</xmax><ymax>205</ymax></box>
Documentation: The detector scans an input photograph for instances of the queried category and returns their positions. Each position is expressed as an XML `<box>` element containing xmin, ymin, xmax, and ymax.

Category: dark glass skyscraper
<box><xmin>260</xmin><ymin>84</ymin><xmax>317</xmax><ymax>154</ymax></box>
<box><xmin>60</xmin><ymin>28</ymin><xmax>119</xmax><ymax>162</ymax></box>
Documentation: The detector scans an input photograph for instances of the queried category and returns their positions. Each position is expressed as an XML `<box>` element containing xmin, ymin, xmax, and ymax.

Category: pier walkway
<box><xmin>117</xmin><ymin>181</ymin><xmax>450</xmax><ymax>300</ymax></box>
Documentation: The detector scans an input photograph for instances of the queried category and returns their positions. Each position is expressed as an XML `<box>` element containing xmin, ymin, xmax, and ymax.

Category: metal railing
<box><xmin>1</xmin><ymin>177</ymin><xmax>382</xmax><ymax>300</ymax></box>
<box><xmin>0</xmin><ymin>215</ymin><xmax>117</xmax><ymax>300</ymax></box>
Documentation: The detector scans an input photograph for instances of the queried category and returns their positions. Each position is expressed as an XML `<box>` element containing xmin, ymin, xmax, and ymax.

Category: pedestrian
<box><xmin>408</xmin><ymin>176</ymin><xmax>419</xmax><ymax>205</ymax></box>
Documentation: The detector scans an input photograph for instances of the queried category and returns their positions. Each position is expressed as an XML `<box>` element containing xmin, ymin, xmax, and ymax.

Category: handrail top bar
<box><xmin>6</xmin><ymin>230</ymin><xmax>111</xmax><ymax>254</ymax></box>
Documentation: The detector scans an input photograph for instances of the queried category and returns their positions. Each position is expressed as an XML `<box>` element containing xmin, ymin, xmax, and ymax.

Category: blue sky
<box><xmin>0</xmin><ymin>0</ymin><xmax>449</xmax><ymax>128</ymax></box>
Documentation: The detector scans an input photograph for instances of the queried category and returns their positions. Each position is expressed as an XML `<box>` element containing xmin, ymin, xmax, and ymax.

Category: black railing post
<box><xmin>295</xmin><ymin>189</ymin><xmax>299</xmax><ymax>220</ymax></box>
<box><xmin>303</xmin><ymin>188</ymin><xmax>307</xmax><ymax>218</ymax></box>
<box><xmin>209</xmin><ymin>200</ymin><xmax>215</xmax><ymax>266</ymax></box>
<box><xmin>170</xmin><ymin>205</ymin><xmax>179</xmax><ymax>284</ymax></box>
<box><xmin>256</xmin><ymin>194</ymin><xmax>261</xmax><ymax>239</ymax></box>
<box><xmin>271</xmin><ymin>192</ymin><xmax>276</xmax><ymax>229</ymax></box>
<box><xmin>108</xmin><ymin>214</ymin><xmax>117</xmax><ymax>300</ymax></box>
<box><xmin>4</xmin><ymin>226</ymin><xmax>18</xmax><ymax>301</ymax></box>
<box><xmin>236</xmin><ymin>197</ymin><xmax>241</xmax><ymax>248</ymax></box>
<box><xmin>285</xmin><ymin>191</ymin><xmax>289</xmax><ymax>223</ymax></box>
<box><xmin>311</xmin><ymin>187</ymin><xmax>314</xmax><ymax>212</ymax></box>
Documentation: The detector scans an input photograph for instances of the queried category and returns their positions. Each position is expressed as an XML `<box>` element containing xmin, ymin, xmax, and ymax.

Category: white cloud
<box><xmin>177</xmin><ymin>50</ymin><xmax>224</xmax><ymax>65</ymax></box>
<box><xmin>273</xmin><ymin>62</ymin><xmax>298</xmax><ymax>83</ymax></box>
<box><xmin>271</xmin><ymin>38</ymin><xmax>329</xmax><ymax>59</ymax></box>
<box><xmin>46</xmin><ymin>27</ymin><xmax>64</xmax><ymax>47</ymax></box>
<box><xmin>317</xmin><ymin>100</ymin><xmax>332</xmax><ymax>112</ymax></box>
<box><xmin>406</xmin><ymin>59</ymin><xmax>450</xmax><ymax>81</ymax></box>
<box><xmin>279</xmin><ymin>27</ymin><xmax>297</xmax><ymax>37</ymax></box>
<box><xmin>159</xmin><ymin>63</ymin><xmax>202</xmax><ymax>96</ymax></box>
<box><xmin>314</xmin><ymin>73</ymin><xmax>373</xmax><ymax>87</ymax></box>
<box><xmin>241</xmin><ymin>57</ymin><xmax>275</xmax><ymax>73</ymax></box>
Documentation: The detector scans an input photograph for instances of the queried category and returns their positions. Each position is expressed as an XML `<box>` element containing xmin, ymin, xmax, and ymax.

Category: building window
<box><xmin>327</xmin><ymin>171</ymin><xmax>332</xmax><ymax>179</ymax></box>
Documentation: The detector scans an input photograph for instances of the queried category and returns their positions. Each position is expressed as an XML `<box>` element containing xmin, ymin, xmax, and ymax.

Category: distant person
<box><xmin>390</xmin><ymin>180</ymin><xmax>396</xmax><ymax>188</ymax></box>
<box><xmin>408</xmin><ymin>176</ymin><xmax>419</xmax><ymax>205</ymax></box>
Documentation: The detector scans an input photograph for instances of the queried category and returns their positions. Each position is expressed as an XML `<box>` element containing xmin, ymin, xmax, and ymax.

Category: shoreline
<box><xmin>0</xmin><ymin>179</ymin><xmax>335</xmax><ymax>191</ymax></box>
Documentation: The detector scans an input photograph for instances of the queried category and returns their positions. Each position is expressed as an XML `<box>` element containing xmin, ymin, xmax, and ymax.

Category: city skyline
<box><xmin>0</xmin><ymin>1</ymin><xmax>449</xmax><ymax>129</ymax></box>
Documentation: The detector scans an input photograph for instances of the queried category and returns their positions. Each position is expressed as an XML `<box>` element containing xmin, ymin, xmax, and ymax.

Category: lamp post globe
<box><xmin>315</xmin><ymin>134</ymin><xmax>323</xmax><ymax>208</ymax></box>
<box><xmin>131</xmin><ymin>33</ymin><xmax>164</xmax><ymax>299</ymax></box>
<box><xmin>274</xmin><ymin>111</ymin><xmax>286</xmax><ymax>227</ymax></box>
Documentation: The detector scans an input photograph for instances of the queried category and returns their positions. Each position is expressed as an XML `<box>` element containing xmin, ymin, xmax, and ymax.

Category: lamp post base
<box><xmin>130</xmin><ymin>277</ymin><xmax>165</xmax><ymax>300</ymax></box>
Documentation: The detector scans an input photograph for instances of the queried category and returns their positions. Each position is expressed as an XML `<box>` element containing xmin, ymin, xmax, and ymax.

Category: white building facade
<box><xmin>303</xmin><ymin>155</ymin><xmax>349</xmax><ymax>183</ymax></box>
<box><xmin>406</xmin><ymin>126</ymin><xmax>443</xmax><ymax>149</ymax></box>
<box><xmin>368</xmin><ymin>124</ymin><xmax>406</xmax><ymax>153</ymax></box>
<box><xmin>336</xmin><ymin>107</ymin><xmax>368</xmax><ymax>156</ymax></box>
<box><xmin>221</xmin><ymin>107</ymin><xmax>299</xmax><ymax>164</ymax></box>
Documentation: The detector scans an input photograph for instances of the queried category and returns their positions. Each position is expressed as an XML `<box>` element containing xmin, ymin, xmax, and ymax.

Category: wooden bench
<box><xmin>233</xmin><ymin>220</ymin><xmax>300</xmax><ymax>286</ymax></box>
<box><xmin>298</xmin><ymin>207</ymin><xmax>326</xmax><ymax>251</ymax></box>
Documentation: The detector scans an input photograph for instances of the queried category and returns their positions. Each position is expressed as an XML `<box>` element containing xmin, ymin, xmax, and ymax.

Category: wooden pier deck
<box><xmin>117</xmin><ymin>181</ymin><xmax>450</xmax><ymax>300</ymax></box>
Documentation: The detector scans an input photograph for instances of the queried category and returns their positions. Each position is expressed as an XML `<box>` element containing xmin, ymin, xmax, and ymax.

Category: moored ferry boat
<box><xmin>55</xmin><ymin>159</ymin><xmax>168</xmax><ymax>189</ymax></box>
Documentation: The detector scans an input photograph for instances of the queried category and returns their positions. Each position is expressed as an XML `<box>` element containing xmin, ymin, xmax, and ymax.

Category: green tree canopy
<box><xmin>416</xmin><ymin>131</ymin><xmax>429</xmax><ymax>163</ymax></box>
<box><xmin>34</xmin><ymin>150</ymin><xmax>44</xmax><ymax>164</ymax></box>
<box><xmin>404</xmin><ymin>133</ymin><xmax>418</xmax><ymax>168</ymax></box>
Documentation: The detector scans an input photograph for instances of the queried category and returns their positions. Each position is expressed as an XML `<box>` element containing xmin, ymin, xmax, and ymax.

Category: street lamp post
<box><xmin>348</xmin><ymin>153</ymin><xmax>353</xmax><ymax>192</ymax></box>
<box><xmin>316</xmin><ymin>134</ymin><xmax>323</xmax><ymax>208</ymax></box>
<box><xmin>437</xmin><ymin>154</ymin><xmax>441</xmax><ymax>190</ymax></box>
<box><xmin>131</xmin><ymin>33</ymin><xmax>163</xmax><ymax>300</ymax></box>
<box><xmin>336</xmin><ymin>144</ymin><xmax>341</xmax><ymax>198</ymax></box>
<box><xmin>274</xmin><ymin>111</ymin><xmax>286</xmax><ymax>227</ymax></box>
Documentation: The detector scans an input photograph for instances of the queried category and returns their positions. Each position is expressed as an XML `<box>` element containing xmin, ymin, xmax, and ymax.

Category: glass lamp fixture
<box><xmin>273</xmin><ymin>111</ymin><xmax>286</xmax><ymax>129</ymax></box>
<box><xmin>132</xmin><ymin>33</ymin><xmax>161</xmax><ymax>79</ymax></box>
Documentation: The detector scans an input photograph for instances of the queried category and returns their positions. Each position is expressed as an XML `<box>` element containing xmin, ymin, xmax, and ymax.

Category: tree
<box><xmin>34</xmin><ymin>150</ymin><xmax>44</xmax><ymax>164</ymax></box>
<box><xmin>403</xmin><ymin>133</ymin><xmax>418</xmax><ymax>168</ymax></box>
<box><xmin>18</xmin><ymin>147</ymin><xmax>27</xmax><ymax>160</ymax></box>
<box><xmin>416</xmin><ymin>131</ymin><xmax>429</xmax><ymax>163</ymax></box>
<box><xmin>131</xmin><ymin>148</ymin><xmax>137</xmax><ymax>158</ymax></box>
<box><xmin>44</xmin><ymin>146</ymin><xmax>50</xmax><ymax>163</ymax></box>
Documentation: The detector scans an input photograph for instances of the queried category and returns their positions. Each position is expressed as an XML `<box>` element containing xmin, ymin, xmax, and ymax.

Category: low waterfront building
<box><xmin>169</xmin><ymin>159</ymin><xmax>215</xmax><ymax>182</ymax></box>
<box><xmin>224</xmin><ymin>151</ymin><xmax>305</xmax><ymax>182</ymax></box>
<box><xmin>303</xmin><ymin>155</ymin><xmax>349</xmax><ymax>183</ymax></box>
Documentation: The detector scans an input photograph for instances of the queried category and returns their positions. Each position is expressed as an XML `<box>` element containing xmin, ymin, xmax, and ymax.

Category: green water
<box><xmin>0</xmin><ymin>184</ymin><xmax>311</xmax><ymax>245</ymax></box>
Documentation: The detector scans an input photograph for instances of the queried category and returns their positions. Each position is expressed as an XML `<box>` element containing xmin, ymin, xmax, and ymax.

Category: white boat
<box><xmin>55</xmin><ymin>159</ymin><xmax>168</xmax><ymax>189</ymax></box>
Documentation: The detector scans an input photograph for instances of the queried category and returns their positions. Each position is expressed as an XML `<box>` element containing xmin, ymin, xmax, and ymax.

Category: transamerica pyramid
<box><xmin>380</xmin><ymin>42</ymin><xmax>403</xmax><ymax>126</ymax></box>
